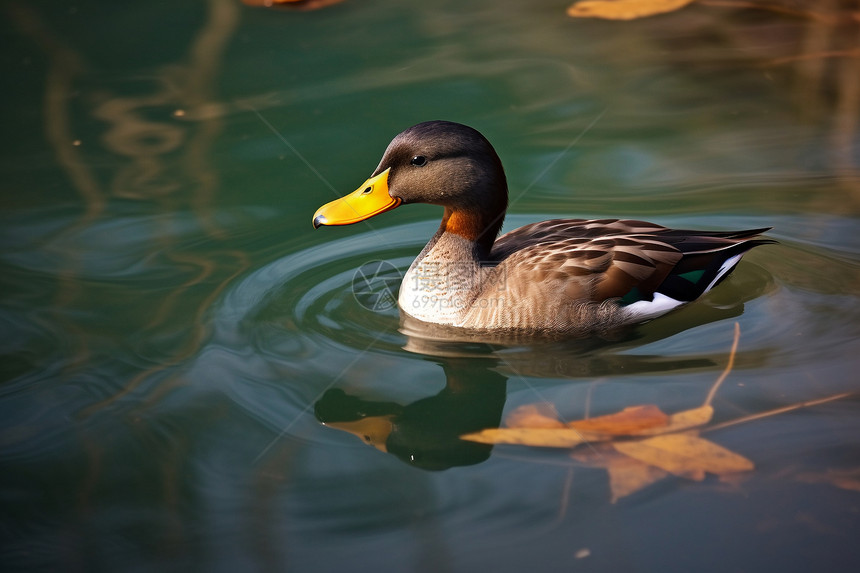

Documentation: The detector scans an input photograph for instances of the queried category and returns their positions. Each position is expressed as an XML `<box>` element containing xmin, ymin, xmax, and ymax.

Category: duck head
<box><xmin>313</xmin><ymin>121</ymin><xmax>509</xmax><ymax>250</ymax></box>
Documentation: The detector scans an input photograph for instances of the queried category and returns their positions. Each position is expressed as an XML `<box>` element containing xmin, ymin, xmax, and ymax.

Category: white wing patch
<box><xmin>622</xmin><ymin>253</ymin><xmax>744</xmax><ymax>321</ymax></box>
<box><xmin>703</xmin><ymin>253</ymin><xmax>742</xmax><ymax>294</ymax></box>
<box><xmin>622</xmin><ymin>292</ymin><xmax>685</xmax><ymax>320</ymax></box>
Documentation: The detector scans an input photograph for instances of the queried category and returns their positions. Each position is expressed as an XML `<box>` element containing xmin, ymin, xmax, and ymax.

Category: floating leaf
<box><xmin>606</xmin><ymin>456</ymin><xmax>669</xmax><ymax>501</ymax></box>
<box><xmin>573</xmin><ymin>446</ymin><xmax>669</xmax><ymax>502</ymax></box>
<box><xmin>506</xmin><ymin>403</ymin><xmax>565</xmax><ymax>428</ymax></box>
<box><xmin>613</xmin><ymin>432</ymin><xmax>754</xmax><ymax>480</ymax></box>
<box><xmin>461</xmin><ymin>427</ymin><xmax>593</xmax><ymax>448</ymax></box>
<box><xmin>570</xmin><ymin>404</ymin><xmax>669</xmax><ymax>435</ymax></box>
<box><xmin>464</xmin><ymin>404</ymin><xmax>711</xmax><ymax>447</ymax></box>
<box><xmin>635</xmin><ymin>405</ymin><xmax>713</xmax><ymax>435</ymax></box>
<box><xmin>568</xmin><ymin>0</ymin><xmax>695</xmax><ymax>20</ymax></box>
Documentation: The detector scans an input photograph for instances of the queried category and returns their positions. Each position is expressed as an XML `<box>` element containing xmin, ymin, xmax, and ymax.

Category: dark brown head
<box><xmin>313</xmin><ymin>121</ymin><xmax>508</xmax><ymax>249</ymax></box>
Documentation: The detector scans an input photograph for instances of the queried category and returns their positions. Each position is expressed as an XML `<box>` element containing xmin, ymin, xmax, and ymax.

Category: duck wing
<box><xmin>488</xmin><ymin>218</ymin><xmax>772</xmax><ymax>309</ymax></box>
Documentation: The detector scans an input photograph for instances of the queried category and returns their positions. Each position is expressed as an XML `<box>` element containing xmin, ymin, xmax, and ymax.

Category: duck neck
<box><xmin>398</xmin><ymin>222</ymin><xmax>487</xmax><ymax>326</ymax></box>
<box><xmin>398</xmin><ymin>182</ymin><xmax>507</xmax><ymax>325</ymax></box>
<box><xmin>439</xmin><ymin>200</ymin><xmax>506</xmax><ymax>255</ymax></box>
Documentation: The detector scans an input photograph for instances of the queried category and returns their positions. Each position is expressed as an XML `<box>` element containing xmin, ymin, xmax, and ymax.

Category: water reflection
<box><xmin>9</xmin><ymin>0</ymin><xmax>238</xmax><ymax>222</ymax></box>
<box><xmin>7</xmin><ymin>0</ymin><xmax>247</xmax><ymax>412</ymax></box>
<box><xmin>316</xmin><ymin>358</ymin><xmax>507</xmax><ymax>470</ymax></box>
<box><xmin>289</xmin><ymin>218</ymin><xmax>787</xmax><ymax>474</ymax></box>
<box><xmin>241</xmin><ymin>0</ymin><xmax>345</xmax><ymax>9</ymax></box>
<box><xmin>2</xmin><ymin>1</ymin><xmax>859</xmax><ymax>570</ymax></box>
<box><xmin>310</xmin><ymin>324</ymin><xmax>761</xmax><ymax>472</ymax></box>
<box><xmin>311</xmin><ymin>343</ymin><xmax>723</xmax><ymax>472</ymax></box>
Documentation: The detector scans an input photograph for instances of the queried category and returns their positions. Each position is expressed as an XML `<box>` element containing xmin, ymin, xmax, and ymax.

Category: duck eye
<box><xmin>410</xmin><ymin>155</ymin><xmax>427</xmax><ymax>167</ymax></box>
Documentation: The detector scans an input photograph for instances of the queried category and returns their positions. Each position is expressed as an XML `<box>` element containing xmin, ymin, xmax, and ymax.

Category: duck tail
<box><xmin>656</xmin><ymin>231</ymin><xmax>776</xmax><ymax>303</ymax></box>
<box><xmin>656</xmin><ymin>226</ymin><xmax>773</xmax><ymax>242</ymax></box>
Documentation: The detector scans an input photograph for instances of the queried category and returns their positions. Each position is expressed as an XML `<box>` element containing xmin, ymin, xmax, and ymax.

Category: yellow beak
<box><xmin>312</xmin><ymin>168</ymin><xmax>400</xmax><ymax>228</ymax></box>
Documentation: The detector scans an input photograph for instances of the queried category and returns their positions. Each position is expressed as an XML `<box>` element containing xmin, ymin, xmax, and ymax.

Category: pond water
<box><xmin>2</xmin><ymin>1</ymin><xmax>859</xmax><ymax>571</ymax></box>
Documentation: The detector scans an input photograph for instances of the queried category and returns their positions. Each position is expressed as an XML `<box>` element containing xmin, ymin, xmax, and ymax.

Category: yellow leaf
<box><xmin>613</xmin><ymin>433</ymin><xmax>754</xmax><ymax>479</ymax></box>
<box><xmin>635</xmin><ymin>405</ymin><xmax>713</xmax><ymax>436</ymax></box>
<box><xmin>606</xmin><ymin>456</ymin><xmax>670</xmax><ymax>501</ymax></box>
<box><xmin>573</xmin><ymin>445</ymin><xmax>669</xmax><ymax>501</ymax></box>
<box><xmin>461</xmin><ymin>427</ymin><xmax>596</xmax><ymax>448</ymax></box>
<box><xmin>506</xmin><ymin>403</ymin><xmax>565</xmax><ymax>428</ymax></box>
<box><xmin>465</xmin><ymin>404</ymin><xmax>714</xmax><ymax>448</ymax></box>
<box><xmin>570</xmin><ymin>404</ymin><xmax>669</xmax><ymax>435</ymax></box>
<box><xmin>568</xmin><ymin>0</ymin><xmax>695</xmax><ymax>20</ymax></box>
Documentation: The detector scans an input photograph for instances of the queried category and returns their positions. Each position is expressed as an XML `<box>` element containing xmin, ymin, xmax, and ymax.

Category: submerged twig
<box><xmin>703</xmin><ymin>322</ymin><xmax>740</xmax><ymax>407</ymax></box>
<box><xmin>705</xmin><ymin>391</ymin><xmax>856</xmax><ymax>433</ymax></box>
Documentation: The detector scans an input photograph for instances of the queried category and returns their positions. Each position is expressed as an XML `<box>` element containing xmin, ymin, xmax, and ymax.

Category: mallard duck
<box><xmin>313</xmin><ymin>121</ymin><xmax>772</xmax><ymax>335</ymax></box>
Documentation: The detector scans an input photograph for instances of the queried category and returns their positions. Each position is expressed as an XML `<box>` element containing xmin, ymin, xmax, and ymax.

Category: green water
<box><xmin>2</xmin><ymin>1</ymin><xmax>859</xmax><ymax>571</ymax></box>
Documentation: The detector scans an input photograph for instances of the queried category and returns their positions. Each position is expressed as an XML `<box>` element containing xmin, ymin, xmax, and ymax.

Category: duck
<box><xmin>312</xmin><ymin>120</ymin><xmax>772</xmax><ymax>336</ymax></box>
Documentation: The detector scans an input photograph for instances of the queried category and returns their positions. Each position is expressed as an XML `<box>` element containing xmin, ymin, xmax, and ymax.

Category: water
<box><xmin>2</xmin><ymin>1</ymin><xmax>859</xmax><ymax>571</ymax></box>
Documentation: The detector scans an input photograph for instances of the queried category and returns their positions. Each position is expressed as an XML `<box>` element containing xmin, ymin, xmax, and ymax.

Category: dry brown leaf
<box><xmin>606</xmin><ymin>456</ymin><xmax>670</xmax><ymax>501</ymax></box>
<box><xmin>570</xmin><ymin>442</ymin><xmax>611</xmax><ymax>465</ymax></box>
<box><xmin>572</xmin><ymin>445</ymin><xmax>669</xmax><ymax>501</ymax></box>
<box><xmin>464</xmin><ymin>404</ymin><xmax>712</xmax><ymax>447</ymax></box>
<box><xmin>461</xmin><ymin>427</ymin><xmax>595</xmax><ymax>448</ymax></box>
<box><xmin>568</xmin><ymin>0</ymin><xmax>695</xmax><ymax>20</ymax></box>
<box><xmin>635</xmin><ymin>405</ymin><xmax>714</xmax><ymax>436</ymax></box>
<box><xmin>570</xmin><ymin>404</ymin><xmax>669</xmax><ymax>435</ymax></box>
<box><xmin>613</xmin><ymin>433</ymin><xmax>754</xmax><ymax>480</ymax></box>
<box><xmin>506</xmin><ymin>403</ymin><xmax>565</xmax><ymax>428</ymax></box>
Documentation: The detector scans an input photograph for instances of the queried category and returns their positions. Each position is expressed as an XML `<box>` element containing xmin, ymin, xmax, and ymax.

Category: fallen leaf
<box><xmin>463</xmin><ymin>404</ymin><xmax>711</xmax><ymax>447</ymax></box>
<box><xmin>613</xmin><ymin>432</ymin><xmax>754</xmax><ymax>480</ymax></box>
<box><xmin>606</xmin><ymin>456</ymin><xmax>670</xmax><ymax>500</ymax></box>
<box><xmin>635</xmin><ymin>405</ymin><xmax>714</xmax><ymax>435</ymax></box>
<box><xmin>568</xmin><ymin>0</ymin><xmax>695</xmax><ymax>20</ymax></box>
<box><xmin>461</xmin><ymin>427</ymin><xmax>593</xmax><ymax>448</ymax></box>
<box><xmin>570</xmin><ymin>404</ymin><xmax>669</xmax><ymax>435</ymax></box>
<box><xmin>506</xmin><ymin>403</ymin><xmax>565</xmax><ymax>428</ymax></box>
<box><xmin>573</xmin><ymin>445</ymin><xmax>669</xmax><ymax>501</ymax></box>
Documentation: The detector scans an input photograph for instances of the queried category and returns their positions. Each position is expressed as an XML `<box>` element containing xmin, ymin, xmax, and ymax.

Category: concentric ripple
<box><xmin>198</xmin><ymin>221</ymin><xmax>438</xmax><ymax>446</ymax></box>
<box><xmin>215</xmin><ymin>220</ymin><xmax>440</xmax><ymax>357</ymax></box>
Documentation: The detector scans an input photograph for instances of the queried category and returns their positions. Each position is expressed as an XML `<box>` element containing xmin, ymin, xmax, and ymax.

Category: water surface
<box><xmin>2</xmin><ymin>1</ymin><xmax>859</xmax><ymax>571</ymax></box>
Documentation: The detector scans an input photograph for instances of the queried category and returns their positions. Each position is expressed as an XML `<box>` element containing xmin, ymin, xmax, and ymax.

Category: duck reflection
<box><xmin>315</xmin><ymin>359</ymin><xmax>507</xmax><ymax>471</ymax></box>
<box><xmin>313</xmin><ymin>336</ymin><xmax>724</xmax><ymax>470</ymax></box>
<box><xmin>313</xmin><ymin>280</ymin><xmax>772</xmax><ymax>470</ymax></box>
